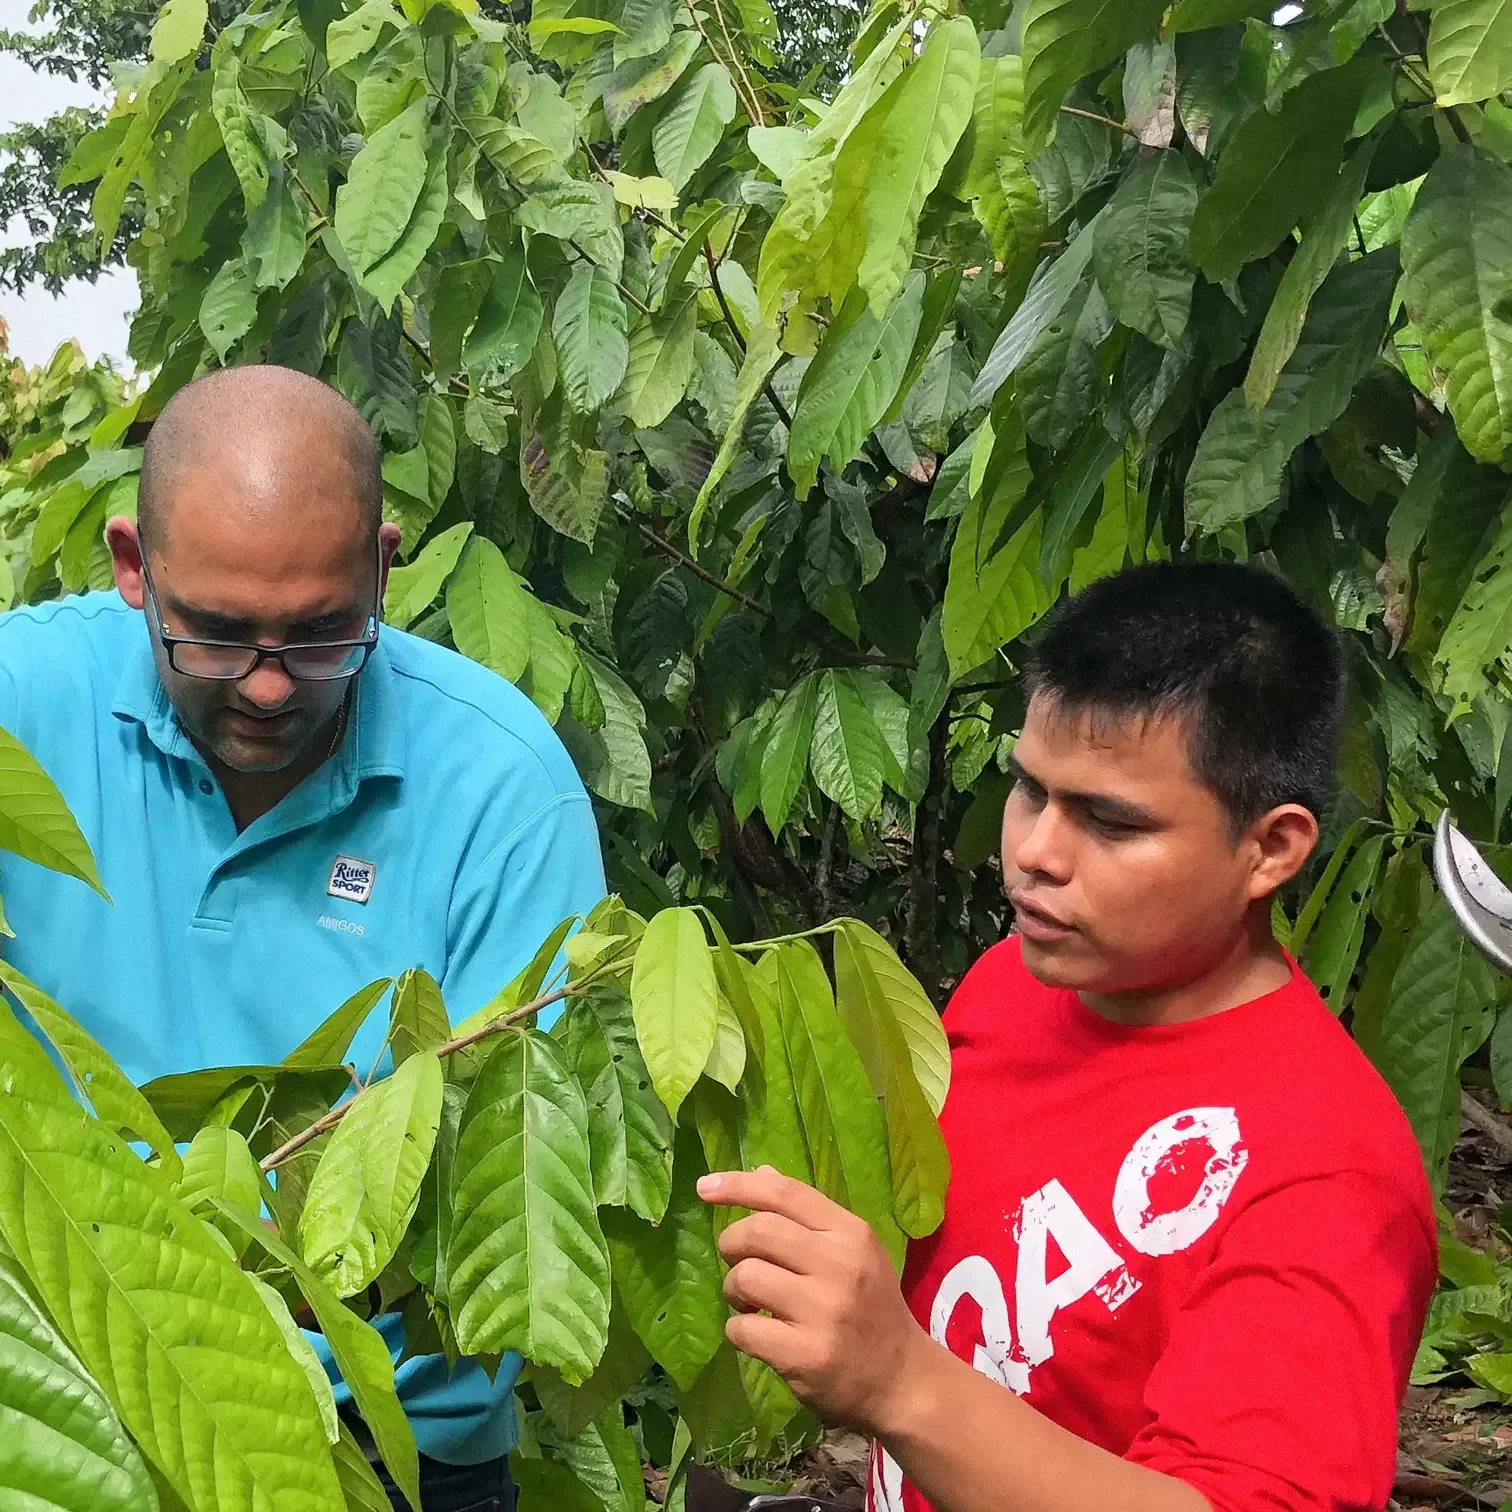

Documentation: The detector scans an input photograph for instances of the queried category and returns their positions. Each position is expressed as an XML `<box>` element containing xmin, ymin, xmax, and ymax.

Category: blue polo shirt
<box><xmin>0</xmin><ymin>590</ymin><xmax>606</xmax><ymax>1464</ymax></box>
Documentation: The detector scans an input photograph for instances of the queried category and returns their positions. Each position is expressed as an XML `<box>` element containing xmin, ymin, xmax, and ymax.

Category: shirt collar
<box><xmin>110</xmin><ymin>611</ymin><xmax>407</xmax><ymax>789</ymax></box>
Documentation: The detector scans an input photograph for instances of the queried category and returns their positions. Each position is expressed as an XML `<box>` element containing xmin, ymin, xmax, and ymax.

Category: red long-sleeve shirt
<box><xmin>869</xmin><ymin>939</ymin><xmax>1436</xmax><ymax>1512</ymax></box>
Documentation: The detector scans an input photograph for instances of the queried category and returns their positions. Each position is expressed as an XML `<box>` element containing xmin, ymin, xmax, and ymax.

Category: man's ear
<box><xmin>1245</xmin><ymin>803</ymin><xmax>1319</xmax><ymax>901</ymax></box>
<box><xmin>105</xmin><ymin>517</ymin><xmax>146</xmax><ymax>609</ymax></box>
<box><xmin>377</xmin><ymin>522</ymin><xmax>402</xmax><ymax>603</ymax></box>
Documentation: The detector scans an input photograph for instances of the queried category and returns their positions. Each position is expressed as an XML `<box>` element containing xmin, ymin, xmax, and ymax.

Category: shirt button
<box><xmin>198</xmin><ymin>779</ymin><xmax>214</xmax><ymax>795</ymax></box>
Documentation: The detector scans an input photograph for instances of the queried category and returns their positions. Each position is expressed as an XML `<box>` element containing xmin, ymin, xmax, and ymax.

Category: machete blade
<box><xmin>1433</xmin><ymin>810</ymin><xmax>1512</xmax><ymax>977</ymax></box>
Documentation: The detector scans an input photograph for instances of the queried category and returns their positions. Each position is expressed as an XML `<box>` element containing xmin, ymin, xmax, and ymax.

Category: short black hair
<box><xmin>1023</xmin><ymin>561</ymin><xmax>1345</xmax><ymax>826</ymax></box>
<box><xmin>138</xmin><ymin>365</ymin><xmax>382</xmax><ymax>550</ymax></box>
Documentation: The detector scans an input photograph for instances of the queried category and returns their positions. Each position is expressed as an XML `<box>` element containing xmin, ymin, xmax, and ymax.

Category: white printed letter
<box><xmin>1112</xmin><ymin>1106</ymin><xmax>1248</xmax><ymax>1257</ymax></box>
<box><xmin>929</xmin><ymin>1254</ymin><xmax>1027</xmax><ymax>1394</ymax></box>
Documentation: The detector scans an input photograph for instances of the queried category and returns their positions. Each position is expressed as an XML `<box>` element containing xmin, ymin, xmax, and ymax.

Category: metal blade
<box><xmin>1432</xmin><ymin>811</ymin><xmax>1512</xmax><ymax>977</ymax></box>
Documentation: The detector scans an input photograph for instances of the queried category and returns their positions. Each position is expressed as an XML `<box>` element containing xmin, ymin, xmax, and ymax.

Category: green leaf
<box><xmin>359</xmin><ymin>147</ymin><xmax>448</xmax><ymax>314</ymax></box>
<box><xmin>555</xmin><ymin>987</ymin><xmax>674</xmax><ymax>1221</ymax></box>
<box><xmin>1436</xmin><ymin>501</ymin><xmax>1512</xmax><ymax>714</ymax></box>
<box><xmin>285</xmin><ymin>979</ymin><xmax>394</xmax><ymax>1069</ymax></box>
<box><xmin>1371</xmin><ymin>896</ymin><xmax>1502</xmax><ymax>1189</ymax></box>
<box><xmin>1185</xmin><ymin>248</ymin><xmax>1398</xmax><ymax>535</ymax></box>
<box><xmin>810</xmin><ymin>669</ymin><xmax>886</xmax><ymax>821</ymax></box>
<box><xmin>622</xmin><ymin>295</ymin><xmax>698</xmax><ymax>429</ymax></box>
<box><xmin>0</xmin><ymin>725</ymin><xmax>106</xmax><ymax>894</ymax></box>
<box><xmin>446</xmin><ymin>1030</ymin><xmax>610</xmax><ymax>1382</ymax></box>
<box><xmin>465</xmin><ymin>251</ymin><xmax>543</xmax><ymax>382</ymax></box>
<box><xmin>575</xmin><ymin>654</ymin><xmax>655</xmax><ymax>813</ymax></box>
<box><xmin>759</xmin><ymin>674</ymin><xmax>820</xmax><ymax>833</ymax></box>
<box><xmin>1091</xmin><ymin>150</ymin><xmax>1198</xmax><ymax>352</ymax></box>
<box><xmin>325</xmin><ymin>0</ymin><xmax>400</xmax><ymax>70</ymax></box>
<box><xmin>1021</xmin><ymin>0</ymin><xmax>1166</xmax><ymax>152</ymax></box>
<box><xmin>531</xmin><ymin>1303</ymin><xmax>652</xmax><ymax>1441</ymax></box>
<box><xmin>211</xmin><ymin>52</ymin><xmax>267</xmax><ymax>213</ymax></box>
<box><xmin>702</xmin><ymin>993</ymin><xmax>746</xmax><ymax>1091</ymax></box>
<box><xmin>833</xmin><ymin>924</ymin><xmax>949</xmax><ymax>1238</ymax></box>
<box><xmin>774</xmin><ymin>944</ymin><xmax>905</xmax><ymax>1267</ymax></box>
<box><xmin>554</xmin><ymin>263</ymin><xmax>630</xmax><ymax>414</ymax></box>
<box><xmin>653</xmin><ymin>64</ymin><xmax>738</xmax><ymax>190</ymax></box>
<box><xmin>0</xmin><ymin>1056</ymin><xmax>343</xmax><ymax>1512</ymax></box>
<box><xmin>1244</xmin><ymin>139</ymin><xmax>1377</xmax><ymax>410</ymax></box>
<box><xmin>630</xmin><ymin>907</ymin><xmax>719</xmax><ymax>1123</ymax></box>
<box><xmin>0</xmin><ymin>959</ymin><xmax>181</xmax><ymax>1181</ymax></box>
<box><xmin>447</xmin><ymin>537</ymin><xmax>532</xmax><ymax>683</ymax></box>
<box><xmin>787</xmin><ymin>273</ymin><xmax>924</xmax><ymax>499</ymax></box>
<box><xmin>0</xmin><ymin>1253</ymin><xmax>158</xmax><ymax>1512</ymax></box>
<box><xmin>603</xmin><ymin>1128</ymin><xmax>724</xmax><ymax>1391</ymax></box>
<box><xmin>299</xmin><ymin>1051</ymin><xmax>444</xmax><ymax>1297</ymax></box>
<box><xmin>214</xmin><ymin>1204</ymin><xmax>420</xmax><ymax>1512</ymax></box>
<box><xmin>1303</xmin><ymin>833</ymin><xmax>1386</xmax><ymax>1012</ymax></box>
<box><xmin>243</xmin><ymin>175</ymin><xmax>307</xmax><ymax>290</ymax></box>
<box><xmin>389</xmin><ymin>968</ymin><xmax>451</xmax><ymax>1066</ymax></box>
<box><xmin>1188</xmin><ymin>59</ymin><xmax>1374</xmax><ymax>283</ymax></box>
<box><xmin>333</xmin><ymin>1423</ymin><xmax>392</xmax><ymax>1512</ymax></box>
<box><xmin>516</xmin><ymin>181</ymin><xmax>624</xmax><ymax>283</ymax></box>
<box><xmin>964</xmin><ymin>55</ymin><xmax>1044</xmax><ymax>283</ymax></box>
<box><xmin>334</xmin><ymin>98</ymin><xmax>429</xmax><ymax>280</ymax></box>
<box><xmin>150</xmin><ymin>0</ymin><xmax>207</xmax><ymax>64</ymax></box>
<box><xmin>969</xmin><ymin>211</ymin><xmax>1101</xmax><ymax>408</ymax></box>
<box><xmin>142</xmin><ymin>1064</ymin><xmax>350</xmax><ymax>1143</ymax></box>
<box><xmin>603</xmin><ymin>30</ymin><xmax>703</xmax><ymax>133</ymax></box>
<box><xmin>355</xmin><ymin>30</ymin><xmax>425</xmax><ymax>133</ymax></box>
<box><xmin>511</xmin><ymin>1456</ymin><xmax>605</xmax><ymax>1512</ymax></box>
<box><xmin>247</xmin><ymin>1275</ymin><xmax>340</xmax><ymax>1447</ymax></box>
<box><xmin>177</xmin><ymin>1125</ymin><xmax>261</xmax><ymax>1250</ymax></box>
<box><xmin>198</xmin><ymin>256</ymin><xmax>258</xmax><ymax>362</ymax></box>
<box><xmin>1401</xmin><ymin>145</ymin><xmax>1512</xmax><ymax>463</ymax></box>
<box><xmin>1019</xmin><ymin>277</ymin><xmax>1114</xmax><ymax>451</ymax></box>
<box><xmin>858</xmin><ymin>16</ymin><xmax>979</xmax><ymax>315</ymax></box>
<box><xmin>338</xmin><ymin>310</ymin><xmax>419</xmax><ymax>450</ymax></box>
<box><xmin>1429</xmin><ymin>0</ymin><xmax>1512</xmax><ymax>106</ymax></box>
<box><xmin>384</xmin><ymin>521</ymin><xmax>472</xmax><ymax>627</ymax></box>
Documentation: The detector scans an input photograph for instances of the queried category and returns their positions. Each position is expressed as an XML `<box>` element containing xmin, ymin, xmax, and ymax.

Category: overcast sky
<box><xmin>0</xmin><ymin>14</ymin><xmax>137</xmax><ymax>371</ymax></box>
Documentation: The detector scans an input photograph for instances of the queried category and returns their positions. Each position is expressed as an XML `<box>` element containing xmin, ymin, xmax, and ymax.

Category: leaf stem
<box><xmin>614</xmin><ymin>503</ymin><xmax>772</xmax><ymax>615</ymax></box>
<box><xmin>1058</xmin><ymin>104</ymin><xmax>1139</xmax><ymax>139</ymax></box>
<box><xmin>701</xmin><ymin>241</ymin><xmax>795</xmax><ymax>431</ymax></box>
<box><xmin>568</xmin><ymin>238</ymin><xmax>655</xmax><ymax>319</ymax></box>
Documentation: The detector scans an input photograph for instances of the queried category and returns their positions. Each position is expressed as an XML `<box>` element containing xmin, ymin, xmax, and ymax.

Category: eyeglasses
<box><xmin>140</xmin><ymin>554</ymin><xmax>382</xmax><ymax>684</ymax></box>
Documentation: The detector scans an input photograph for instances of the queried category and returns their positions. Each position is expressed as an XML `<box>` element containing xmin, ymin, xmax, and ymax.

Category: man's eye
<box><xmin>1011</xmin><ymin>778</ymin><xmax>1047</xmax><ymax>808</ymax></box>
<box><xmin>1088</xmin><ymin>812</ymin><xmax>1138</xmax><ymax>837</ymax></box>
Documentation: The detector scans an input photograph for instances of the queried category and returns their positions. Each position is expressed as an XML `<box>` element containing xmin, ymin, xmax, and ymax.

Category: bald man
<box><xmin>0</xmin><ymin>365</ymin><xmax>605</xmax><ymax>1512</ymax></box>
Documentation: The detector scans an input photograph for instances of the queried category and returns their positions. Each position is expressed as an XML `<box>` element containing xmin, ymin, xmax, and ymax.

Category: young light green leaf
<box><xmin>284</xmin><ymin>979</ymin><xmax>394</xmax><ymax>1069</ymax></box>
<box><xmin>554</xmin><ymin>263</ymin><xmax>630</xmax><ymax>414</ymax></box>
<box><xmin>0</xmin><ymin>958</ymin><xmax>181</xmax><ymax>1180</ymax></box>
<box><xmin>178</xmin><ymin>1125</ymin><xmax>261</xmax><ymax>1251</ymax></box>
<box><xmin>531</xmin><ymin>1304</ymin><xmax>653</xmax><ymax>1442</ymax></box>
<box><xmin>150</xmin><ymin>0</ymin><xmax>206</xmax><ymax>64</ymax></box>
<box><xmin>1436</xmin><ymin>501</ymin><xmax>1512</xmax><ymax>715</ymax></box>
<box><xmin>858</xmin><ymin>16</ymin><xmax>979</xmax><ymax>316</ymax></box>
<box><xmin>383</xmin><ymin>521</ymin><xmax>473</xmax><ymax>628</ymax></box>
<box><xmin>1091</xmin><ymin>150</ymin><xmax>1198</xmax><ymax>352</ymax></box>
<box><xmin>247</xmin><ymin>1275</ymin><xmax>340</xmax><ymax>1446</ymax></box>
<box><xmin>555</xmin><ymin>986</ymin><xmax>675</xmax><ymax>1222</ymax></box>
<box><xmin>243</xmin><ymin>175</ymin><xmax>307</xmax><ymax>290</ymax></box>
<box><xmin>0</xmin><ymin>1062</ymin><xmax>343</xmax><ymax>1512</ymax></box>
<box><xmin>653</xmin><ymin>64</ymin><xmax>738</xmax><ymax>190</ymax></box>
<box><xmin>0</xmin><ymin>725</ymin><xmax>106</xmax><ymax>894</ymax></box>
<box><xmin>602</xmin><ymin>1128</ymin><xmax>724</xmax><ymax>1390</ymax></box>
<box><xmin>210</xmin><ymin>51</ymin><xmax>266</xmax><ymax>212</ymax></box>
<box><xmin>446</xmin><ymin>1030</ymin><xmax>610</xmax><ymax>1382</ymax></box>
<box><xmin>1401</xmin><ymin>146</ymin><xmax>1512</xmax><ymax>464</ymax></box>
<box><xmin>1429</xmin><ymin>0</ymin><xmax>1512</xmax><ymax>106</ymax></box>
<box><xmin>810</xmin><ymin>669</ymin><xmax>886</xmax><ymax>821</ymax></box>
<box><xmin>1244</xmin><ymin>139</ymin><xmax>1376</xmax><ymax>410</ymax></box>
<box><xmin>759</xmin><ymin>674</ymin><xmax>820</xmax><ymax>834</ymax></box>
<box><xmin>389</xmin><ymin>968</ymin><xmax>450</xmax><ymax>1065</ymax></box>
<box><xmin>299</xmin><ymin>1050</ymin><xmax>444</xmax><ymax>1297</ymax></box>
<box><xmin>702</xmin><ymin>993</ymin><xmax>747</xmax><ymax>1091</ymax></box>
<box><xmin>326</xmin><ymin>0</ymin><xmax>401</xmax><ymax>70</ymax></box>
<box><xmin>198</xmin><ymin>256</ymin><xmax>258</xmax><ymax>362</ymax></box>
<box><xmin>447</xmin><ymin>537</ymin><xmax>533</xmax><ymax>683</ymax></box>
<box><xmin>964</xmin><ymin>54</ymin><xmax>1044</xmax><ymax>283</ymax></box>
<box><xmin>334</xmin><ymin>98</ymin><xmax>430</xmax><ymax>281</ymax></box>
<box><xmin>0</xmin><ymin>1255</ymin><xmax>159</xmax><ymax>1512</ymax></box>
<box><xmin>359</xmin><ymin>147</ymin><xmax>448</xmax><ymax>314</ymax></box>
<box><xmin>630</xmin><ymin>907</ymin><xmax>719</xmax><ymax>1122</ymax></box>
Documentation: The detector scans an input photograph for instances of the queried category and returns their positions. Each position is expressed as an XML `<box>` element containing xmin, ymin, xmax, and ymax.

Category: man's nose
<box><xmin>236</xmin><ymin>657</ymin><xmax>297</xmax><ymax>710</ymax></box>
<box><xmin>1012</xmin><ymin>803</ymin><xmax>1073</xmax><ymax>882</ymax></box>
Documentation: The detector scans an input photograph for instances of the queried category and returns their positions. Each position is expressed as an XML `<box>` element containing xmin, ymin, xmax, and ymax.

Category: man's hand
<box><xmin>697</xmin><ymin>1165</ymin><xmax>929</xmax><ymax>1434</ymax></box>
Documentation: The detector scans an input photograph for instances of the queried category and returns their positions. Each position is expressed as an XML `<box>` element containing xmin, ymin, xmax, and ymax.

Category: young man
<box><xmin>702</xmin><ymin>562</ymin><xmax>1436</xmax><ymax>1512</ymax></box>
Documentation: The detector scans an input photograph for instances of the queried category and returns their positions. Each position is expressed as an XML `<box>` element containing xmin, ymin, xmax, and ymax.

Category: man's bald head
<box><xmin>137</xmin><ymin>366</ymin><xmax>382</xmax><ymax>553</ymax></box>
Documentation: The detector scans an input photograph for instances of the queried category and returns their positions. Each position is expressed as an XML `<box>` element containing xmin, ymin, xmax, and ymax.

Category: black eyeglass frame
<box><xmin>138</xmin><ymin>548</ymin><xmax>383</xmax><ymax>684</ymax></box>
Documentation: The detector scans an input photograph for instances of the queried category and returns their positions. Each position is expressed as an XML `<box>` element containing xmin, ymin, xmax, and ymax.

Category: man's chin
<box><xmin>209</xmin><ymin>733</ymin><xmax>304</xmax><ymax>774</ymax></box>
<box><xmin>1016</xmin><ymin>932</ymin><xmax>1105</xmax><ymax>992</ymax></box>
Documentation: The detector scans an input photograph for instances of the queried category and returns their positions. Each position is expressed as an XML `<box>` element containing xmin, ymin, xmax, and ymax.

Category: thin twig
<box><xmin>260</xmin><ymin>984</ymin><xmax>574</xmax><ymax>1171</ymax></box>
<box><xmin>615</xmin><ymin>504</ymin><xmax>772</xmax><ymax>615</ymax></box>
<box><xmin>567</xmin><ymin>239</ymin><xmax>655</xmax><ymax>318</ymax></box>
<box><xmin>681</xmin><ymin>0</ymin><xmax>762</xmax><ymax>125</ymax></box>
<box><xmin>700</xmin><ymin>241</ymin><xmax>795</xmax><ymax>431</ymax></box>
<box><xmin>1059</xmin><ymin>103</ymin><xmax>1139</xmax><ymax>138</ymax></box>
<box><xmin>707</xmin><ymin>0</ymin><xmax>764</xmax><ymax>125</ymax></box>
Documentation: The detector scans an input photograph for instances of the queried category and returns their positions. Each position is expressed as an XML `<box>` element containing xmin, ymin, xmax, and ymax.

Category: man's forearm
<box><xmin>873</xmin><ymin>1332</ymin><xmax>1212</xmax><ymax>1512</ymax></box>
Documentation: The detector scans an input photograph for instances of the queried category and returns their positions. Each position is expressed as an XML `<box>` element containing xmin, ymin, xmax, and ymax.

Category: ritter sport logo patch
<box><xmin>328</xmin><ymin>856</ymin><xmax>376</xmax><ymax>904</ymax></box>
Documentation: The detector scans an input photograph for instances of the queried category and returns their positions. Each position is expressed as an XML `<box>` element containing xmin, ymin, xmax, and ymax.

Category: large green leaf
<box><xmin>198</xmin><ymin>256</ymin><xmax>257</xmax><ymax>362</ymax></box>
<box><xmin>325</xmin><ymin>0</ymin><xmax>398</xmax><ymax>70</ymax></box>
<box><xmin>1185</xmin><ymin>248</ymin><xmax>1398</xmax><ymax>534</ymax></box>
<box><xmin>531</xmin><ymin>1303</ymin><xmax>652</xmax><ymax>1441</ymax></box>
<box><xmin>149</xmin><ymin>0</ymin><xmax>206</xmax><ymax>63</ymax></box>
<box><xmin>857</xmin><ymin>16</ymin><xmax>979</xmax><ymax>315</ymax></box>
<box><xmin>447</xmin><ymin>537</ymin><xmax>533</xmax><ymax>683</ymax></box>
<box><xmin>359</xmin><ymin>147</ymin><xmax>448</xmax><ymax>314</ymax></box>
<box><xmin>1187</xmin><ymin>59</ymin><xmax>1373</xmax><ymax>283</ymax></box>
<box><xmin>334</xmin><ymin>98</ymin><xmax>429</xmax><ymax>281</ymax></box>
<box><xmin>1303</xmin><ymin>834</ymin><xmax>1386</xmax><ymax>1013</ymax></box>
<box><xmin>1019</xmin><ymin>277</ymin><xmax>1113</xmax><ymax>451</ymax></box>
<box><xmin>0</xmin><ymin>1255</ymin><xmax>158</xmax><ymax>1512</ymax></box>
<box><xmin>1020</xmin><ymin>0</ymin><xmax>1166</xmax><ymax>152</ymax></box>
<box><xmin>1091</xmin><ymin>150</ymin><xmax>1198</xmax><ymax>352</ymax></box>
<box><xmin>774</xmin><ymin>944</ymin><xmax>904</xmax><ymax>1266</ymax></box>
<box><xmin>1429</xmin><ymin>0</ymin><xmax>1512</xmax><ymax>105</ymax></box>
<box><xmin>388</xmin><ymin>968</ymin><xmax>451</xmax><ymax>1066</ymax></box>
<box><xmin>0</xmin><ymin>726</ymin><xmax>106</xmax><ymax>895</ymax></box>
<box><xmin>177</xmin><ymin>1125</ymin><xmax>261</xmax><ymax>1253</ymax></box>
<box><xmin>963</xmin><ymin>55</ymin><xmax>1044</xmax><ymax>283</ymax></box>
<box><xmin>284</xmin><ymin>978</ymin><xmax>394</xmax><ymax>1069</ymax></box>
<box><xmin>0</xmin><ymin>1037</ymin><xmax>343</xmax><ymax>1512</ymax></box>
<box><xmin>555</xmin><ymin>986</ymin><xmax>674</xmax><ymax>1222</ymax></box>
<box><xmin>299</xmin><ymin>1050</ymin><xmax>444</xmax><ymax>1298</ymax></box>
<box><xmin>209</xmin><ymin>50</ymin><xmax>264</xmax><ymax>214</ymax></box>
<box><xmin>1244</xmin><ymin>139</ymin><xmax>1376</xmax><ymax>410</ymax></box>
<box><xmin>1371</xmin><ymin>897</ymin><xmax>1502</xmax><ymax>1188</ymax></box>
<box><xmin>621</xmin><ymin>295</ymin><xmax>698</xmax><ymax>429</ymax></box>
<box><xmin>446</xmin><ymin>1030</ymin><xmax>610</xmax><ymax>1381</ymax></box>
<box><xmin>653</xmin><ymin>63</ymin><xmax>738</xmax><ymax>189</ymax></box>
<box><xmin>465</xmin><ymin>252</ymin><xmax>543</xmax><ymax>382</ymax></box>
<box><xmin>787</xmin><ymin>274</ymin><xmax>924</xmax><ymax>499</ymax></box>
<box><xmin>554</xmin><ymin>263</ymin><xmax>630</xmax><ymax>414</ymax></box>
<box><xmin>759</xmin><ymin>674</ymin><xmax>819</xmax><ymax>834</ymax></box>
<box><xmin>512</xmin><ymin>1457</ymin><xmax>604</xmax><ymax>1512</ymax></box>
<box><xmin>0</xmin><ymin>959</ymin><xmax>181</xmax><ymax>1181</ymax></box>
<box><xmin>516</xmin><ymin>182</ymin><xmax>624</xmax><ymax>281</ymax></box>
<box><xmin>629</xmin><ymin>907</ymin><xmax>719</xmax><ymax>1122</ymax></box>
<box><xmin>810</xmin><ymin>668</ymin><xmax>886</xmax><ymax>821</ymax></box>
<box><xmin>603</xmin><ymin>30</ymin><xmax>702</xmax><ymax>132</ymax></box>
<box><xmin>384</xmin><ymin>521</ymin><xmax>473</xmax><ymax>628</ymax></box>
<box><xmin>247</xmin><ymin>1275</ymin><xmax>340</xmax><ymax>1448</ymax></box>
<box><xmin>242</xmin><ymin>173</ymin><xmax>306</xmax><ymax>291</ymax></box>
<box><xmin>141</xmin><ymin>1063</ymin><xmax>350</xmax><ymax>1143</ymax></box>
<box><xmin>1400</xmin><ymin>146</ymin><xmax>1512</xmax><ymax>463</ymax></box>
<box><xmin>602</xmin><ymin>1128</ymin><xmax>724</xmax><ymax>1391</ymax></box>
<box><xmin>1436</xmin><ymin>500</ymin><xmax>1512</xmax><ymax>715</ymax></box>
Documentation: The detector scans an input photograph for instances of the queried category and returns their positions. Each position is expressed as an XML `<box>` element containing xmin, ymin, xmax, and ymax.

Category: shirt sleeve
<box><xmin>441</xmin><ymin>790</ymin><xmax>607</xmax><ymax>1030</ymax></box>
<box><xmin>1124</xmin><ymin>1170</ymin><xmax>1436</xmax><ymax>1512</ymax></box>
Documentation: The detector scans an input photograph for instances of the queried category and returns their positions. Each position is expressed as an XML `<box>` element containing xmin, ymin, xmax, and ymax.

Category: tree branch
<box><xmin>1058</xmin><ymin>104</ymin><xmax>1139</xmax><ymax>138</ymax></box>
<box><xmin>1461</xmin><ymin>1089</ymin><xmax>1512</xmax><ymax>1162</ymax></box>
<box><xmin>615</xmin><ymin>503</ymin><xmax>772</xmax><ymax>615</ymax></box>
